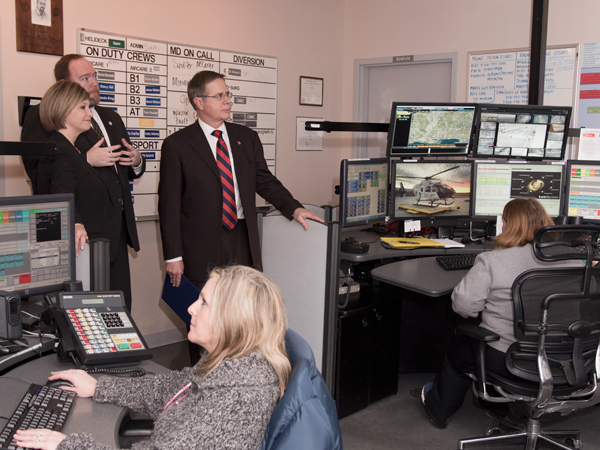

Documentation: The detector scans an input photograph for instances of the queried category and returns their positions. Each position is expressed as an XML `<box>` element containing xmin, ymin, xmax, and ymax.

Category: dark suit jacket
<box><xmin>158</xmin><ymin>121</ymin><xmax>302</xmax><ymax>283</ymax></box>
<box><xmin>33</xmin><ymin>106</ymin><xmax>145</xmax><ymax>260</ymax></box>
<box><xmin>21</xmin><ymin>104</ymin><xmax>145</xmax><ymax>192</ymax></box>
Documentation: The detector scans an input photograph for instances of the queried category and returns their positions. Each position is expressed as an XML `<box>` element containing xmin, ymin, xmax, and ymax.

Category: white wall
<box><xmin>1</xmin><ymin>0</ymin><xmax>599</xmax><ymax>344</ymax></box>
<box><xmin>0</xmin><ymin>0</ymin><xmax>345</xmax><ymax>344</ymax></box>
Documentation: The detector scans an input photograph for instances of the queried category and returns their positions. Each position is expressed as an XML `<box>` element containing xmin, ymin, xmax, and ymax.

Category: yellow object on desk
<box><xmin>380</xmin><ymin>237</ymin><xmax>445</xmax><ymax>249</ymax></box>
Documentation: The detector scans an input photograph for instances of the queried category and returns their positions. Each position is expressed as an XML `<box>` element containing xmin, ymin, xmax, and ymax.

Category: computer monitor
<box><xmin>564</xmin><ymin>160</ymin><xmax>600</xmax><ymax>224</ymax></box>
<box><xmin>0</xmin><ymin>194</ymin><xmax>76</xmax><ymax>298</ymax></box>
<box><xmin>471</xmin><ymin>104</ymin><xmax>572</xmax><ymax>160</ymax></box>
<box><xmin>339</xmin><ymin>158</ymin><xmax>390</xmax><ymax>228</ymax></box>
<box><xmin>472</xmin><ymin>161</ymin><xmax>565</xmax><ymax>219</ymax></box>
<box><xmin>390</xmin><ymin>160</ymin><xmax>473</xmax><ymax>225</ymax></box>
<box><xmin>386</xmin><ymin>102</ymin><xmax>477</xmax><ymax>158</ymax></box>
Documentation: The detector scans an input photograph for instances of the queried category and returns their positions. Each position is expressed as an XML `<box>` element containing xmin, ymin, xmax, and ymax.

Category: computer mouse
<box><xmin>45</xmin><ymin>379</ymin><xmax>74</xmax><ymax>388</ymax></box>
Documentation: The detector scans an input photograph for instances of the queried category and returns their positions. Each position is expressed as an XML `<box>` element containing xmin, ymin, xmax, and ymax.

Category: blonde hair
<box><xmin>194</xmin><ymin>265</ymin><xmax>291</xmax><ymax>397</ymax></box>
<box><xmin>39</xmin><ymin>80</ymin><xmax>89</xmax><ymax>133</ymax></box>
<box><xmin>493</xmin><ymin>198</ymin><xmax>555</xmax><ymax>249</ymax></box>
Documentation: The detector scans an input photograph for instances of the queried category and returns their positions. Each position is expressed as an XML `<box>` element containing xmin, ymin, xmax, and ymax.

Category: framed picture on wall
<box><xmin>299</xmin><ymin>76</ymin><xmax>323</xmax><ymax>106</ymax></box>
<box><xmin>15</xmin><ymin>0</ymin><xmax>64</xmax><ymax>55</ymax></box>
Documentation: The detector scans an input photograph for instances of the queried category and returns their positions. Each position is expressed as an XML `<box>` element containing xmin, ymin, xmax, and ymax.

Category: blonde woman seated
<box><xmin>15</xmin><ymin>265</ymin><xmax>291</xmax><ymax>450</ymax></box>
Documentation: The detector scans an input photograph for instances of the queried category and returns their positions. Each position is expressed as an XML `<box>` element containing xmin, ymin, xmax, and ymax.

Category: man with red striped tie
<box><xmin>158</xmin><ymin>71</ymin><xmax>322</xmax><ymax>364</ymax></box>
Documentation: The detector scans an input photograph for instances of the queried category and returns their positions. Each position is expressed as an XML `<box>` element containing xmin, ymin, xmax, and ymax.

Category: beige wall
<box><xmin>1</xmin><ymin>0</ymin><xmax>599</xmax><ymax>345</ymax></box>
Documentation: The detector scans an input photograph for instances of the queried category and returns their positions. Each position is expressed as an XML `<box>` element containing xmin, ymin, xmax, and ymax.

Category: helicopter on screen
<box><xmin>401</xmin><ymin>166</ymin><xmax>460</xmax><ymax>207</ymax></box>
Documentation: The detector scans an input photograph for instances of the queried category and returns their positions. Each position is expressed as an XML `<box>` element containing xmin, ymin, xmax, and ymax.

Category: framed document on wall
<box><xmin>15</xmin><ymin>0</ymin><xmax>63</xmax><ymax>55</ymax></box>
<box><xmin>300</xmin><ymin>76</ymin><xmax>323</xmax><ymax>106</ymax></box>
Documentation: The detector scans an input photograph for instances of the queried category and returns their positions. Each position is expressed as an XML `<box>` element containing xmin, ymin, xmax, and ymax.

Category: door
<box><xmin>354</xmin><ymin>52</ymin><xmax>458</xmax><ymax>158</ymax></box>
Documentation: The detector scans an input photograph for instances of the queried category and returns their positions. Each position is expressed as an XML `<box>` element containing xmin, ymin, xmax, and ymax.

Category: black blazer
<box><xmin>158</xmin><ymin>121</ymin><xmax>302</xmax><ymax>283</ymax></box>
<box><xmin>37</xmin><ymin>130</ymin><xmax>144</xmax><ymax>262</ymax></box>
<box><xmin>24</xmin><ymin>105</ymin><xmax>144</xmax><ymax>259</ymax></box>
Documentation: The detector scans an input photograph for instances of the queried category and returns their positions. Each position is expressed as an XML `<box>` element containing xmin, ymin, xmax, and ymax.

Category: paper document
<box><xmin>431</xmin><ymin>238</ymin><xmax>465</xmax><ymax>248</ymax></box>
<box><xmin>380</xmin><ymin>237</ymin><xmax>445</xmax><ymax>249</ymax></box>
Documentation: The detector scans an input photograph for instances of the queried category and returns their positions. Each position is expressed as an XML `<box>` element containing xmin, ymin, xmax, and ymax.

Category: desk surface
<box><xmin>371</xmin><ymin>256</ymin><xmax>469</xmax><ymax>297</ymax></box>
<box><xmin>1</xmin><ymin>354</ymin><xmax>168</xmax><ymax>447</ymax></box>
<box><xmin>340</xmin><ymin>229</ymin><xmax>493</xmax><ymax>262</ymax></box>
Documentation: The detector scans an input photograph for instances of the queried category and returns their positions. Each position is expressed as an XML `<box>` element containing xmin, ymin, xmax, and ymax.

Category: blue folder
<box><xmin>161</xmin><ymin>274</ymin><xmax>199</xmax><ymax>326</ymax></box>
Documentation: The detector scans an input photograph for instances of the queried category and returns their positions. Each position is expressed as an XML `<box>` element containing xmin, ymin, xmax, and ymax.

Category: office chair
<box><xmin>260</xmin><ymin>328</ymin><xmax>343</xmax><ymax>450</ymax></box>
<box><xmin>458</xmin><ymin>225</ymin><xmax>600</xmax><ymax>450</ymax></box>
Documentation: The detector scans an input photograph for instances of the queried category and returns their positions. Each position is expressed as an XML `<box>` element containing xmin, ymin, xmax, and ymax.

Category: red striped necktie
<box><xmin>212</xmin><ymin>130</ymin><xmax>238</xmax><ymax>230</ymax></box>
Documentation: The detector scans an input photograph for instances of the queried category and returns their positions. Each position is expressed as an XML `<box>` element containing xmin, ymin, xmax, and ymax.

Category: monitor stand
<box><xmin>461</xmin><ymin>222</ymin><xmax>484</xmax><ymax>244</ymax></box>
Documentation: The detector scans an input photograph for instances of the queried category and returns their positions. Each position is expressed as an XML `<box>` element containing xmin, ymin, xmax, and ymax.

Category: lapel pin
<box><xmin>108</xmin><ymin>121</ymin><xmax>113</xmax><ymax>126</ymax></box>
<box><xmin>238</xmin><ymin>141</ymin><xmax>241</xmax><ymax>145</ymax></box>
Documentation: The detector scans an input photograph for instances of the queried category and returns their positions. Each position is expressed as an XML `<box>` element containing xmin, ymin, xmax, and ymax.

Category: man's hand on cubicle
<box><xmin>166</xmin><ymin>259</ymin><xmax>185</xmax><ymax>287</ymax></box>
<box><xmin>293</xmin><ymin>207</ymin><xmax>324</xmax><ymax>230</ymax></box>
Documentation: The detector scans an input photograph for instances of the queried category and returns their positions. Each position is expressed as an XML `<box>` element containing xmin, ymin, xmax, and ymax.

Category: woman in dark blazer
<box><xmin>36</xmin><ymin>81</ymin><xmax>122</xmax><ymax>255</ymax></box>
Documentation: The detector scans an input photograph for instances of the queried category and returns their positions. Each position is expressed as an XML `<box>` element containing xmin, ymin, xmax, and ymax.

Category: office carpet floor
<box><xmin>151</xmin><ymin>342</ymin><xmax>600</xmax><ymax>450</ymax></box>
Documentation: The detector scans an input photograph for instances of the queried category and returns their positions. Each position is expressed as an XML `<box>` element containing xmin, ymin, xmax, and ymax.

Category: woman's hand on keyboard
<box><xmin>48</xmin><ymin>369</ymin><xmax>98</xmax><ymax>398</ymax></box>
<box><xmin>14</xmin><ymin>429</ymin><xmax>66</xmax><ymax>450</ymax></box>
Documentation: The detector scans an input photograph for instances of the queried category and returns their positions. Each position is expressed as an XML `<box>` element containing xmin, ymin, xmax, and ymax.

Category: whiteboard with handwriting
<box><xmin>78</xmin><ymin>29</ymin><xmax>277</xmax><ymax>218</ymax></box>
<box><xmin>468</xmin><ymin>47</ymin><xmax>576</xmax><ymax>107</ymax></box>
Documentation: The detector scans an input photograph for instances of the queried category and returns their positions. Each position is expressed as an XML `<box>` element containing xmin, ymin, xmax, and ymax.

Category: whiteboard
<box><xmin>468</xmin><ymin>47</ymin><xmax>577</xmax><ymax>107</ymax></box>
<box><xmin>77</xmin><ymin>29</ymin><xmax>277</xmax><ymax>218</ymax></box>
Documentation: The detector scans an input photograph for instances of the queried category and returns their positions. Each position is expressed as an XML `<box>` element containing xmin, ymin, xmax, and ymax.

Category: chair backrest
<box><xmin>508</xmin><ymin>225</ymin><xmax>600</xmax><ymax>389</ymax></box>
<box><xmin>259</xmin><ymin>329</ymin><xmax>343</xmax><ymax>450</ymax></box>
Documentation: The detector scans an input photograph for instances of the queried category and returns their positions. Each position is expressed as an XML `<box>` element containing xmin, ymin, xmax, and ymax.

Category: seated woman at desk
<box><xmin>15</xmin><ymin>265</ymin><xmax>291</xmax><ymax>450</ymax></box>
<box><xmin>417</xmin><ymin>198</ymin><xmax>578</xmax><ymax>429</ymax></box>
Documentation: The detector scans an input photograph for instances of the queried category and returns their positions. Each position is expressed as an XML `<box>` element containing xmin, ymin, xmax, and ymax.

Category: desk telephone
<box><xmin>42</xmin><ymin>291</ymin><xmax>152</xmax><ymax>367</ymax></box>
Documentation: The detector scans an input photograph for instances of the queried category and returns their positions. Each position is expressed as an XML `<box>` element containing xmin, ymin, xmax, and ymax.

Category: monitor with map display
<box><xmin>386</xmin><ymin>102</ymin><xmax>477</xmax><ymax>158</ymax></box>
<box><xmin>471</xmin><ymin>104</ymin><xmax>572</xmax><ymax>160</ymax></box>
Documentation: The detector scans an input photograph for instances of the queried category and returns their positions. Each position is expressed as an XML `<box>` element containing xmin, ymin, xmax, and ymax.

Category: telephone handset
<box><xmin>42</xmin><ymin>291</ymin><xmax>152</xmax><ymax>367</ymax></box>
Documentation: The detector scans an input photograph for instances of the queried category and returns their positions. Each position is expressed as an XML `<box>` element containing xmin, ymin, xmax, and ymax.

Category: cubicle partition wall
<box><xmin>260</xmin><ymin>206</ymin><xmax>340</xmax><ymax>392</ymax></box>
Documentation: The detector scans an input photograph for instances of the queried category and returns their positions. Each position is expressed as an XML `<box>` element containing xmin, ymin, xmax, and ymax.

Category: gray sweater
<box><xmin>452</xmin><ymin>244</ymin><xmax>581</xmax><ymax>353</ymax></box>
<box><xmin>57</xmin><ymin>351</ymin><xmax>279</xmax><ymax>450</ymax></box>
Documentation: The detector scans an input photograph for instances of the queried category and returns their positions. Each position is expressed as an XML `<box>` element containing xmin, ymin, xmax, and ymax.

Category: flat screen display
<box><xmin>390</xmin><ymin>160</ymin><xmax>473</xmax><ymax>221</ymax></box>
<box><xmin>339</xmin><ymin>158</ymin><xmax>389</xmax><ymax>228</ymax></box>
<box><xmin>471</xmin><ymin>104</ymin><xmax>572</xmax><ymax>160</ymax></box>
<box><xmin>564</xmin><ymin>160</ymin><xmax>600</xmax><ymax>224</ymax></box>
<box><xmin>472</xmin><ymin>161</ymin><xmax>565</xmax><ymax>219</ymax></box>
<box><xmin>386</xmin><ymin>102</ymin><xmax>477</xmax><ymax>157</ymax></box>
<box><xmin>0</xmin><ymin>194</ymin><xmax>75</xmax><ymax>297</ymax></box>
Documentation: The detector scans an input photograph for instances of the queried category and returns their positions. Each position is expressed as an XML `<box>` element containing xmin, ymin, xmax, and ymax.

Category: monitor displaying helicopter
<box><xmin>391</xmin><ymin>160</ymin><xmax>474</xmax><ymax>220</ymax></box>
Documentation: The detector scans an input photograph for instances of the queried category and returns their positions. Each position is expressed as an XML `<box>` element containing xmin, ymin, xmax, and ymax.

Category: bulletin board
<box><xmin>467</xmin><ymin>46</ymin><xmax>577</xmax><ymax>107</ymax></box>
<box><xmin>77</xmin><ymin>29</ymin><xmax>278</xmax><ymax>218</ymax></box>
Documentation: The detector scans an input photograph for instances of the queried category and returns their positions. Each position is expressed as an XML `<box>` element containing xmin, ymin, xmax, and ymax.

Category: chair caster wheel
<box><xmin>565</xmin><ymin>438</ymin><xmax>581</xmax><ymax>449</ymax></box>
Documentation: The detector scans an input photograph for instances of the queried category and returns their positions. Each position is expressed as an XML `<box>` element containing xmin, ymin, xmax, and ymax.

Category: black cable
<box><xmin>83</xmin><ymin>366</ymin><xmax>150</xmax><ymax>378</ymax></box>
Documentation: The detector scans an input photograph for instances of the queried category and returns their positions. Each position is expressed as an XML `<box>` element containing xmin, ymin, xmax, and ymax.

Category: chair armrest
<box><xmin>458</xmin><ymin>323</ymin><xmax>500</xmax><ymax>342</ymax></box>
<box><xmin>119</xmin><ymin>419</ymin><xmax>154</xmax><ymax>437</ymax></box>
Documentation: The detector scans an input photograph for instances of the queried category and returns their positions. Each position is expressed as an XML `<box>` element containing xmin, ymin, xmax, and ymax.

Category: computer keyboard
<box><xmin>0</xmin><ymin>383</ymin><xmax>76</xmax><ymax>449</ymax></box>
<box><xmin>436</xmin><ymin>254</ymin><xmax>477</xmax><ymax>271</ymax></box>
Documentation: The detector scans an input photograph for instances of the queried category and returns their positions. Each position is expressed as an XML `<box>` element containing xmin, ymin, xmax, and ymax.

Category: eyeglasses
<box><xmin>197</xmin><ymin>91</ymin><xmax>233</xmax><ymax>101</ymax></box>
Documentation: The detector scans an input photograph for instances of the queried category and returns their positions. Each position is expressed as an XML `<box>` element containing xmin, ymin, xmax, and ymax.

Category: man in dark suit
<box><xmin>22</xmin><ymin>54</ymin><xmax>145</xmax><ymax>312</ymax></box>
<box><xmin>159</xmin><ymin>70</ymin><xmax>322</xmax><ymax>363</ymax></box>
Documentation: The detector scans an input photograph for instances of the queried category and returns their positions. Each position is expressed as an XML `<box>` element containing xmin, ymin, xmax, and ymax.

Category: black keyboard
<box><xmin>436</xmin><ymin>254</ymin><xmax>477</xmax><ymax>271</ymax></box>
<box><xmin>0</xmin><ymin>383</ymin><xmax>76</xmax><ymax>449</ymax></box>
